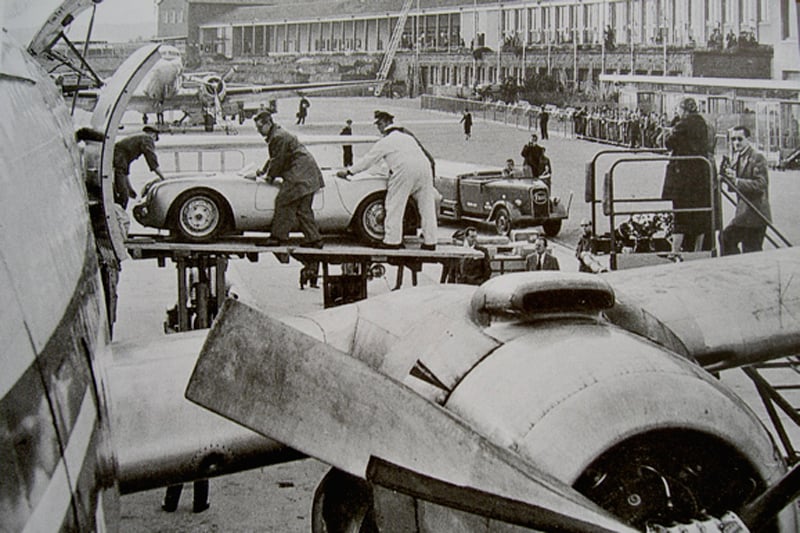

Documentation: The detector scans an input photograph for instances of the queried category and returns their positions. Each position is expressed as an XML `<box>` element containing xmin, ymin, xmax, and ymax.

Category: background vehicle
<box><xmin>435</xmin><ymin>164</ymin><xmax>570</xmax><ymax>236</ymax></box>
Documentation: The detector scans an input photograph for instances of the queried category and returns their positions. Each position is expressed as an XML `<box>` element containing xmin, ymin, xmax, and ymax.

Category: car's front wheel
<box><xmin>494</xmin><ymin>207</ymin><xmax>512</xmax><ymax>236</ymax></box>
<box><xmin>172</xmin><ymin>190</ymin><xmax>228</xmax><ymax>242</ymax></box>
<box><xmin>353</xmin><ymin>193</ymin><xmax>423</xmax><ymax>245</ymax></box>
<box><xmin>353</xmin><ymin>194</ymin><xmax>386</xmax><ymax>245</ymax></box>
<box><xmin>542</xmin><ymin>219</ymin><xmax>562</xmax><ymax>237</ymax></box>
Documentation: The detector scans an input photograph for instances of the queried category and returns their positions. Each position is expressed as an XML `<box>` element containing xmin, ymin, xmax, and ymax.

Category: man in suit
<box><xmin>457</xmin><ymin>226</ymin><xmax>492</xmax><ymax>285</ymax></box>
<box><xmin>720</xmin><ymin>126</ymin><xmax>772</xmax><ymax>254</ymax></box>
<box><xmin>525</xmin><ymin>235</ymin><xmax>560</xmax><ymax>271</ymax></box>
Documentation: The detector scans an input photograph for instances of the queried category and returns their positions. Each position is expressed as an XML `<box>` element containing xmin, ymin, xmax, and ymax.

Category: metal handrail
<box><xmin>604</xmin><ymin>155</ymin><xmax>717</xmax><ymax>269</ymax></box>
<box><xmin>718</xmin><ymin>174</ymin><xmax>792</xmax><ymax>249</ymax></box>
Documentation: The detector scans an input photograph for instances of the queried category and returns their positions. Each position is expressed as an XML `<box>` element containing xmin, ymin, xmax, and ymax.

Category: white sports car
<box><xmin>132</xmin><ymin>134</ymin><xmax>448</xmax><ymax>244</ymax></box>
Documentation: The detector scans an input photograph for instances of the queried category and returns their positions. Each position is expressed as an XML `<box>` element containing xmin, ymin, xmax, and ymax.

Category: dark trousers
<box><xmin>270</xmin><ymin>192</ymin><xmax>322</xmax><ymax>243</ymax></box>
<box><xmin>113</xmin><ymin>169</ymin><xmax>132</xmax><ymax>209</ymax></box>
<box><xmin>343</xmin><ymin>146</ymin><xmax>353</xmax><ymax>167</ymax></box>
<box><xmin>162</xmin><ymin>480</ymin><xmax>209</xmax><ymax>512</ymax></box>
<box><xmin>720</xmin><ymin>224</ymin><xmax>766</xmax><ymax>255</ymax></box>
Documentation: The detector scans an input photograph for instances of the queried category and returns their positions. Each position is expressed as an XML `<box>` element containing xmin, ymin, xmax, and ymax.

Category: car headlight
<box><xmin>514</xmin><ymin>198</ymin><xmax>522</xmax><ymax>207</ymax></box>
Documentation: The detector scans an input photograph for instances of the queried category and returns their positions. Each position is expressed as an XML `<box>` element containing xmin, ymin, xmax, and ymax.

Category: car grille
<box><xmin>531</xmin><ymin>189</ymin><xmax>549</xmax><ymax>218</ymax></box>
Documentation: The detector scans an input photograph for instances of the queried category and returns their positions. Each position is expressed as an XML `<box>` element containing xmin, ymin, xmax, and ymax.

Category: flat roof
<box><xmin>198</xmin><ymin>0</ymin><xmax>507</xmax><ymax>27</ymax></box>
<box><xmin>600</xmin><ymin>74</ymin><xmax>800</xmax><ymax>92</ymax></box>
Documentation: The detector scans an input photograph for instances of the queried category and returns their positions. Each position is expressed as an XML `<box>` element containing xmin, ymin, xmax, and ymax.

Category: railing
<box><xmin>161</xmin><ymin>148</ymin><xmax>248</xmax><ymax>173</ymax></box>
<box><xmin>421</xmin><ymin>95</ymin><xmax>575</xmax><ymax>138</ymax></box>
<box><xmin>603</xmin><ymin>155</ymin><xmax>718</xmax><ymax>269</ymax></box>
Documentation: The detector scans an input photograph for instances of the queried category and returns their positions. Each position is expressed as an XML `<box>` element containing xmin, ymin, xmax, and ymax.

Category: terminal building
<box><xmin>155</xmin><ymin>0</ymin><xmax>800</xmax><ymax>95</ymax></box>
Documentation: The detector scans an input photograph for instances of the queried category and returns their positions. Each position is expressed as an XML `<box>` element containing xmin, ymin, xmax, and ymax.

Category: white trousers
<box><xmin>384</xmin><ymin>167</ymin><xmax>438</xmax><ymax>245</ymax></box>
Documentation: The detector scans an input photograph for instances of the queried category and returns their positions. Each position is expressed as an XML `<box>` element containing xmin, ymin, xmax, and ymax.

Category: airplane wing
<box><xmin>186</xmin><ymin>253</ymin><xmax>800</xmax><ymax>531</ymax></box>
<box><xmin>224</xmin><ymin>78</ymin><xmax>384</xmax><ymax>98</ymax></box>
<box><xmin>603</xmin><ymin>246</ymin><xmax>800</xmax><ymax>371</ymax></box>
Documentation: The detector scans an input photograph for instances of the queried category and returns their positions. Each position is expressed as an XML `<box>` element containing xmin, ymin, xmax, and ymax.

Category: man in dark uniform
<box><xmin>661</xmin><ymin>97</ymin><xmax>712</xmax><ymax>253</ymax></box>
<box><xmin>340</xmin><ymin>118</ymin><xmax>353</xmax><ymax>166</ymax></box>
<box><xmin>113</xmin><ymin>126</ymin><xmax>165</xmax><ymax>208</ymax></box>
<box><xmin>255</xmin><ymin>110</ymin><xmax>324</xmax><ymax>248</ymax></box>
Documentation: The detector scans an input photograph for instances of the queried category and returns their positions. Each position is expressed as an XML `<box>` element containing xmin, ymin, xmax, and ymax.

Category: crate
<box><xmin>323</xmin><ymin>274</ymin><xmax>367</xmax><ymax>308</ymax></box>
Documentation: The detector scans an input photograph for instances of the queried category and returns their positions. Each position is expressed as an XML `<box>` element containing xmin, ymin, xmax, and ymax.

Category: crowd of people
<box><xmin>573</xmin><ymin>106</ymin><xmax>672</xmax><ymax>148</ymax></box>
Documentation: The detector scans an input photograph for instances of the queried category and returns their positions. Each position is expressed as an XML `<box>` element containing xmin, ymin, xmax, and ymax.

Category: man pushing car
<box><xmin>255</xmin><ymin>109</ymin><xmax>324</xmax><ymax>248</ymax></box>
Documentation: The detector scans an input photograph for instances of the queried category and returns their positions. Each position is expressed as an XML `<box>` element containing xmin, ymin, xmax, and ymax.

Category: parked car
<box><xmin>132</xmin><ymin>135</ymin><xmax>422</xmax><ymax>244</ymax></box>
<box><xmin>434</xmin><ymin>163</ymin><xmax>570</xmax><ymax>236</ymax></box>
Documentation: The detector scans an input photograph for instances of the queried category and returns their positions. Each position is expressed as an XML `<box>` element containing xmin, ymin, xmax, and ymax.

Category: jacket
<box><xmin>263</xmin><ymin>124</ymin><xmax>323</xmax><ymax>204</ymax></box>
<box><xmin>729</xmin><ymin>145</ymin><xmax>771</xmax><ymax>228</ymax></box>
<box><xmin>661</xmin><ymin>113</ymin><xmax>710</xmax><ymax>202</ymax></box>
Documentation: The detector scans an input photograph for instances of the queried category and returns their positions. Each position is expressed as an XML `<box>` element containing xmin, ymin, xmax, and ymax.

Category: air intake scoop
<box><xmin>470</xmin><ymin>273</ymin><xmax>615</xmax><ymax>325</ymax></box>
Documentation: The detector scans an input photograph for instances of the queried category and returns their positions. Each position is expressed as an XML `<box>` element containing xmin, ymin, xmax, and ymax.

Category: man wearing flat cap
<box><xmin>337</xmin><ymin>110</ymin><xmax>438</xmax><ymax>250</ymax></box>
<box><xmin>114</xmin><ymin>126</ymin><xmax>165</xmax><ymax>208</ymax></box>
<box><xmin>254</xmin><ymin>110</ymin><xmax>324</xmax><ymax>248</ymax></box>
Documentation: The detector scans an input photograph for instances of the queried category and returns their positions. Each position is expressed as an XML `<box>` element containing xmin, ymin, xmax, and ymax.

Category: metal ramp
<box><xmin>374</xmin><ymin>0</ymin><xmax>414</xmax><ymax>95</ymax></box>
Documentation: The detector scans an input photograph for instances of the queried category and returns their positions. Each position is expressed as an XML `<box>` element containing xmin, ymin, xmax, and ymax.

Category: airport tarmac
<box><xmin>116</xmin><ymin>96</ymin><xmax>800</xmax><ymax>531</ymax></box>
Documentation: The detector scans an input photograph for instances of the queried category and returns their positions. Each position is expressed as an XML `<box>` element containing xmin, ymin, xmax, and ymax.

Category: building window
<box><xmin>780</xmin><ymin>0</ymin><xmax>790</xmax><ymax>39</ymax></box>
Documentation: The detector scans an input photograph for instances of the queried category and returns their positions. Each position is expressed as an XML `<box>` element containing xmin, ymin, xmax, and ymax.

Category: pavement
<box><xmin>116</xmin><ymin>96</ymin><xmax>800</xmax><ymax>531</ymax></box>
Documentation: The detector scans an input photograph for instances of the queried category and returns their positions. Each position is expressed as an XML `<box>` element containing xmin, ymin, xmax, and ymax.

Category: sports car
<box><xmin>132</xmin><ymin>135</ymin><xmax>442</xmax><ymax>244</ymax></box>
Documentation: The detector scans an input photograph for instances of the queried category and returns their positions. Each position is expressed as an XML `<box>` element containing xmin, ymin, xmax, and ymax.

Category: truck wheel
<box><xmin>494</xmin><ymin>207</ymin><xmax>511</xmax><ymax>236</ymax></box>
<box><xmin>542</xmin><ymin>219</ymin><xmax>562</xmax><ymax>237</ymax></box>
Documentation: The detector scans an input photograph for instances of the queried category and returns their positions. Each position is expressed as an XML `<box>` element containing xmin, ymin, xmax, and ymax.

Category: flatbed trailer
<box><xmin>125</xmin><ymin>234</ymin><xmax>482</xmax><ymax>331</ymax></box>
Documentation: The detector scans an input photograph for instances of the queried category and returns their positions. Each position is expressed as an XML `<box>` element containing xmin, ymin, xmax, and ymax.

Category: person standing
<box><xmin>661</xmin><ymin>97</ymin><xmax>712</xmax><ymax>253</ymax></box>
<box><xmin>113</xmin><ymin>126</ymin><xmax>165</xmax><ymax>209</ymax></box>
<box><xmin>296</xmin><ymin>96</ymin><xmax>310</xmax><ymax>125</ymax></box>
<box><xmin>525</xmin><ymin>236</ymin><xmax>560</xmax><ymax>271</ymax></box>
<box><xmin>539</xmin><ymin>107</ymin><xmax>550</xmax><ymax>140</ymax></box>
<box><xmin>254</xmin><ymin>110</ymin><xmax>324</xmax><ymax>248</ymax></box>
<box><xmin>521</xmin><ymin>133</ymin><xmax>545</xmax><ymax>177</ymax></box>
<box><xmin>337</xmin><ymin>110</ymin><xmax>438</xmax><ymax>250</ymax></box>
<box><xmin>340</xmin><ymin>118</ymin><xmax>353</xmax><ymax>166</ymax></box>
<box><xmin>460</xmin><ymin>109</ymin><xmax>473</xmax><ymax>140</ymax></box>
<box><xmin>575</xmin><ymin>218</ymin><xmax>607</xmax><ymax>273</ymax></box>
<box><xmin>720</xmin><ymin>126</ymin><xmax>772</xmax><ymax>255</ymax></box>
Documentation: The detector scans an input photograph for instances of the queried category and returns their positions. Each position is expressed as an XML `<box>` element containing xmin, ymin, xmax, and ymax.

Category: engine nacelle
<box><xmin>201</xmin><ymin>75</ymin><xmax>226</xmax><ymax>102</ymax></box>
<box><xmin>300</xmin><ymin>275</ymin><xmax>796</xmax><ymax>532</ymax></box>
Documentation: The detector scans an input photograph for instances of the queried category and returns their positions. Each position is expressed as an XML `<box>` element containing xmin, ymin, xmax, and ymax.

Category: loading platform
<box><xmin>125</xmin><ymin>234</ymin><xmax>482</xmax><ymax>331</ymax></box>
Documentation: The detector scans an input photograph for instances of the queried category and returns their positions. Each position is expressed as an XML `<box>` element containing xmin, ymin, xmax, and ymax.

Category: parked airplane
<box><xmin>0</xmin><ymin>2</ymin><xmax>306</xmax><ymax>530</ymax></box>
<box><xmin>75</xmin><ymin>42</ymin><xmax>382</xmax><ymax>131</ymax></box>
